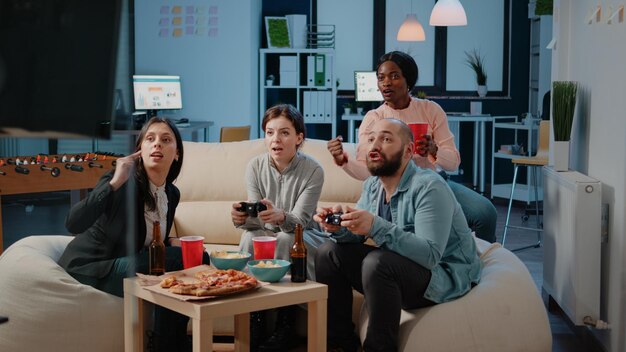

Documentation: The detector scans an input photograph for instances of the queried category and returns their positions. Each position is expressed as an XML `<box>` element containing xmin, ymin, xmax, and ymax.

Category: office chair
<box><xmin>501</xmin><ymin>120</ymin><xmax>550</xmax><ymax>252</ymax></box>
<box><xmin>219</xmin><ymin>125</ymin><xmax>251</xmax><ymax>142</ymax></box>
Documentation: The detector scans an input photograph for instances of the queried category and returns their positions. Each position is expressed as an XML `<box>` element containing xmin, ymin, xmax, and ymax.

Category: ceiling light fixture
<box><xmin>429</xmin><ymin>0</ymin><xmax>468</xmax><ymax>26</ymax></box>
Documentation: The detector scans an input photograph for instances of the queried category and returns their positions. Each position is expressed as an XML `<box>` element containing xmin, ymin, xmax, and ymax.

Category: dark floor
<box><xmin>0</xmin><ymin>190</ymin><xmax>600</xmax><ymax>351</ymax></box>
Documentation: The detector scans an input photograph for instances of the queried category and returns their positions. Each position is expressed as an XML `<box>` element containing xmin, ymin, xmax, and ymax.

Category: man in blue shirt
<box><xmin>314</xmin><ymin>118</ymin><xmax>481</xmax><ymax>352</ymax></box>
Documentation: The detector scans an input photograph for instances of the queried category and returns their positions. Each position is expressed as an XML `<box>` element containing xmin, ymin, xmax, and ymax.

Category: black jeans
<box><xmin>315</xmin><ymin>241</ymin><xmax>435</xmax><ymax>352</ymax></box>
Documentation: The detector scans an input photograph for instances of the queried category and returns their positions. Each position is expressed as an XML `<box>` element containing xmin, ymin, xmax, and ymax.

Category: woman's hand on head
<box><xmin>231</xmin><ymin>202</ymin><xmax>248</xmax><ymax>226</ymax></box>
<box><xmin>327</xmin><ymin>136</ymin><xmax>347</xmax><ymax>166</ymax></box>
<box><xmin>109</xmin><ymin>150</ymin><xmax>141</xmax><ymax>191</ymax></box>
<box><xmin>258</xmin><ymin>199</ymin><xmax>285</xmax><ymax>226</ymax></box>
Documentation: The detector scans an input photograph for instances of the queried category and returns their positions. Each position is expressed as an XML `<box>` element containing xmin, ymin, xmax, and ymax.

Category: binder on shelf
<box><xmin>324</xmin><ymin>56</ymin><xmax>333</xmax><ymax>87</ymax></box>
<box><xmin>309</xmin><ymin>91</ymin><xmax>318</xmax><ymax>122</ymax></box>
<box><xmin>324</xmin><ymin>91</ymin><xmax>332</xmax><ymax>122</ymax></box>
<box><xmin>307</xmin><ymin>56</ymin><xmax>315</xmax><ymax>86</ymax></box>
<box><xmin>314</xmin><ymin>54</ymin><xmax>325</xmax><ymax>87</ymax></box>
<box><xmin>317</xmin><ymin>90</ymin><xmax>325</xmax><ymax>123</ymax></box>
<box><xmin>303</xmin><ymin>91</ymin><xmax>311</xmax><ymax>121</ymax></box>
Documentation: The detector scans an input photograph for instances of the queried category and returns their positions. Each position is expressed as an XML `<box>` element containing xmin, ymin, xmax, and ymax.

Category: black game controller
<box><xmin>238</xmin><ymin>201</ymin><xmax>268</xmax><ymax>217</ymax></box>
<box><xmin>325</xmin><ymin>212</ymin><xmax>344</xmax><ymax>226</ymax></box>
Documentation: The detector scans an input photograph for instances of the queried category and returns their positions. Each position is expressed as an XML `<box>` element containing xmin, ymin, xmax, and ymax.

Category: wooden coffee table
<box><xmin>123</xmin><ymin>276</ymin><xmax>327</xmax><ymax>352</ymax></box>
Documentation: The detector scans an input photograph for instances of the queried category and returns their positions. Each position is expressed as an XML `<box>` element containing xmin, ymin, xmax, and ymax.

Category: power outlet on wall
<box><xmin>601</xmin><ymin>203</ymin><xmax>609</xmax><ymax>243</ymax></box>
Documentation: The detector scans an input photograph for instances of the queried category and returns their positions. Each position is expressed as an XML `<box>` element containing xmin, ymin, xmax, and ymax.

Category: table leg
<box><xmin>124</xmin><ymin>293</ymin><xmax>144</xmax><ymax>352</ymax></box>
<box><xmin>347</xmin><ymin>120</ymin><xmax>355</xmax><ymax>143</ymax></box>
<box><xmin>0</xmin><ymin>195</ymin><xmax>3</xmax><ymax>254</ymax></box>
<box><xmin>479</xmin><ymin>121</ymin><xmax>486</xmax><ymax>194</ymax></box>
<box><xmin>473</xmin><ymin>122</ymin><xmax>479</xmax><ymax>190</ymax></box>
<box><xmin>192</xmin><ymin>318</ymin><xmax>213</xmax><ymax>352</ymax></box>
<box><xmin>234</xmin><ymin>313</ymin><xmax>250</xmax><ymax>352</ymax></box>
<box><xmin>307</xmin><ymin>298</ymin><xmax>327</xmax><ymax>352</ymax></box>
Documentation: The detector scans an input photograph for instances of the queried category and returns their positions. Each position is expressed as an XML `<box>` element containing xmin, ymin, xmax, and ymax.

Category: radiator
<box><xmin>543</xmin><ymin>167</ymin><xmax>602</xmax><ymax>325</ymax></box>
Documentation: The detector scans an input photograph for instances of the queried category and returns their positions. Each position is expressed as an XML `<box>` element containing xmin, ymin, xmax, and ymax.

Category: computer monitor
<box><xmin>354</xmin><ymin>71</ymin><xmax>383</xmax><ymax>102</ymax></box>
<box><xmin>133</xmin><ymin>75</ymin><xmax>183</xmax><ymax>117</ymax></box>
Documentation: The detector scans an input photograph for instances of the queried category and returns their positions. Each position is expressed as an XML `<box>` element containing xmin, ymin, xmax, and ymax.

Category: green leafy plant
<box><xmin>342</xmin><ymin>102</ymin><xmax>353</xmax><ymax>109</ymax></box>
<box><xmin>416</xmin><ymin>90</ymin><xmax>427</xmax><ymax>99</ymax></box>
<box><xmin>464</xmin><ymin>49</ymin><xmax>487</xmax><ymax>86</ymax></box>
<box><xmin>552</xmin><ymin>81</ymin><xmax>578</xmax><ymax>141</ymax></box>
<box><xmin>266</xmin><ymin>17</ymin><xmax>290</xmax><ymax>48</ymax></box>
<box><xmin>535</xmin><ymin>0</ymin><xmax>553</xmax><ymax>16</ymax></box>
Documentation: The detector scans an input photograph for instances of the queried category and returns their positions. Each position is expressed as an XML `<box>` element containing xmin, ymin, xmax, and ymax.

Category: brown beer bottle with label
<box><xmin>149</xmin><ymin>220</ymin><xmax>165</xmax><ymax>275</ymax></box>
<box><xmin>290</xmin><ymin>223</ymin><xmax>307</xmax><ymax>282</ymax></box>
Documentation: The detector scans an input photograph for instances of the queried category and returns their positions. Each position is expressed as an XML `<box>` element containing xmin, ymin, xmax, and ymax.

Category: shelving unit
<box><xmin>259</xmin><ymin>48</ymin><xmax>336</xmax><ymax>138</ymax></box>
<box><xmin>491</xmin><ymin>116</ymin><xmax>541</xmax><ymax>203</ymax></box>
<box><xmin>528</xmin><ymin>14</ymin><xmax>552</xmax><ymax>118</ymax></box>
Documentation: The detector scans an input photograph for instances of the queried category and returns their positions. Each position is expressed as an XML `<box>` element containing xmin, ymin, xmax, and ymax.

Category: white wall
<box><xmin>318</xmin><ymin>0</ymin><xmax>373</xmax><ymax>90</ymax></box>
<box><xmin>552</xmin><ymin>1</ymin><xmax>626</xmax><ymax>350</ymax></box>
<box><xmin>135</xmin><ymin>0</ymin><xmax>261</xmax><ymax>141</ymax></box>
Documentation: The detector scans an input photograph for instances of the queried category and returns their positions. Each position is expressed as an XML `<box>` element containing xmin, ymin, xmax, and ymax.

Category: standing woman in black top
<box><xmin>59</xmin><ymin>117</ymin><xmax>207</xmax><ymax>351</ymax></box>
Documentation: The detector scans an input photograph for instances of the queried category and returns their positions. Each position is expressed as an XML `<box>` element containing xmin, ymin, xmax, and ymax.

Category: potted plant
<box><xmin>266</xmin><ymin>74</ymin><xmax>275</xmax><ymax>86</ymax></box>
<box><xmin>342</xmin><ymin>102</ymin><xmax>353</xmax><ymax>115</ymax></box>
<box><xmin>464</xmin><ymin>49</ymin><xmax>488</xmax><ymax>97</ymax></box>
<box><xmin>416</xmin><ymin>90</ymin><xmax>427</xmax><ymax>99</ymax></box>
<box><xmin>356</xmin><ymin>102</ymin><xmax>366</xmax><ymax>115</ymax></box>
<box><xmin>552</xmin><ymin>81</ymin><xmax>578</xmax><ymax>171</ymax></box>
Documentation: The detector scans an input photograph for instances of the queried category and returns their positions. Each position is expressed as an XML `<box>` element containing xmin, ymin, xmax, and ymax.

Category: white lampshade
<box><xmin>397</xmin><ymin>14</ymin><xmax>426</xmax><ymax>41</ymax></box>
<box><xmin>429</xmin><ymin>0</ymin><xmax>468</xmax><ymax>26</ymax></box>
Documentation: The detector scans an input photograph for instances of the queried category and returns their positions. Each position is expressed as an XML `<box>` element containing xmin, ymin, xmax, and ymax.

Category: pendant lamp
<box><xmin>397</xmin><ymin>14</ymin><xmax>425</xmax><ymax>41</ymax></box>
<box><xmin>429</xmin><ymin>0</ymin><xmax>468</xmax><ymax>26</ymax></box>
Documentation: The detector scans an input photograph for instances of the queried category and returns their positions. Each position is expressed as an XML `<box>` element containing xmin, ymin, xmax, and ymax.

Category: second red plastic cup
<box><xmin>252</xmin><ymin>236</ymin><xmax>277</xmax><ymax>260</ymax></box>
<box><xmin>408</xmin><ymin>123</ymin><xmax>429</xmax><ymax>154</ymax></box>
<box><xmin>180</xmin><ymin>236</ymin><xmax>205</xmax><ymax>269</ymax></box>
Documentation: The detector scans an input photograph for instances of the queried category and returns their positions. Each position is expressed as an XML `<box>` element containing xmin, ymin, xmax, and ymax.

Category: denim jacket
<box><xmin>330</xmin><ymin>162</ymin><xmax>481</xmax><ymax>303</ymax></box>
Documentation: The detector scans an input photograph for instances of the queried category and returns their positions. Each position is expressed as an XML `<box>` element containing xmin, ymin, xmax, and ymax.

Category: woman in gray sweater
<box><xmin>231</xmin><ymin>104</ymin><xmax>325</xmax><ymax>351</ymax></box>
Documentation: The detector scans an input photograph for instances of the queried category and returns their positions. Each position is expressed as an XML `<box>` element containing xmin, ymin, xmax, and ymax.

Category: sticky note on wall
<box><xmin>172</xmin><ymin>28</ymin><xmax>183</xmax><ymax>37</ymax></box>
<box><xmin>171</xmin><ymin>6</ymin><xmax>182</xmax><ymax>14</ymax></box>
<box><xmin>172</xmin><ymin>17</ymin><xmax>182</xmax><ymax>26</ymax></box>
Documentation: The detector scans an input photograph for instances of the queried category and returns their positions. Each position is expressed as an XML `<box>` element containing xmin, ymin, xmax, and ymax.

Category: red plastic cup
<box><xmin>180</xmin><ymin>236</ymin><xmax>204</xmax><ymax>269</ymax></box>
<box><xmin>251</xmin><ymin>236</ymin><xmax>277</xmax><ymax>260</ymax></box>
<box><xmin>408</xmin><ymin>123</ymin><xmax>429</xmax><ymax>154</ymax></box>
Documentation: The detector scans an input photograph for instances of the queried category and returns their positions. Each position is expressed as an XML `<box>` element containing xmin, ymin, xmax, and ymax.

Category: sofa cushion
<box><xmin>357</xmin><ymin>238</ymin><xmax>552</xmax><ymax>351</ymax></box>
<box><xmin>173</xmin><ymin>139</ymin><xmax>363</xmax><ymax>244</ymax></box>
<box><xmin>0</xmin><ymin>235</ymin><xmax>123</xmax><ymax>352</ymax></box>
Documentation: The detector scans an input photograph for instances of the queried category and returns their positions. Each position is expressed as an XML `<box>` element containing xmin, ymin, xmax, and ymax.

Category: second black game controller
<box><xmin>325</xmin><ymin>212</ymin><xmax>344</xmax><ymax>226</ymax></box>
<box><xmin>238</xmin><ymin>201</ymin><xmax>267</xmax><ymax>217</ymax></box>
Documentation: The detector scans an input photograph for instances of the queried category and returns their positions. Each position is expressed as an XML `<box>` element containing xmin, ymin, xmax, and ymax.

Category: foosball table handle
<box><xmin>64</xmin><ymin>164</ymin><xmax>84</xmax><ymax>172</ymax></box>
<box><xmin>40</xmin><ymin>165</ymin><xmax>61</xmax><ymax>177</ymax></box>
<box><xmin>88</xmin><ymin>162</ymin><xmax>103</xmax><ymax>168</ymax></box>
<box><xmin>15</xmin><ymin>166</ymin><xmax>29</xmax><ymax>175</ymax></box>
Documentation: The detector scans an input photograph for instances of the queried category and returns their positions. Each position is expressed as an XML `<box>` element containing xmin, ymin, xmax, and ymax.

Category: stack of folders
<box><xmin>302</xmin><ymin>91</ymin><xmax>332</xmax><ymax>123</ymax></box>
<box><xmin>306</xmin><ymin>54</ymin><xmax>332</xmax><ymax>87</ymax></box>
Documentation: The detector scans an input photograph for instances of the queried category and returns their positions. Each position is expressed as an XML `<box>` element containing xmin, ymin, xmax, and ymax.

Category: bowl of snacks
<box><xmin>209</xmin><ymin>250</ymin><xmax>251</xmax><ymax>271</ymax></box>
<box><xmin>247</xmin><ymin>259</ymin><xmax>291</xmax><ymax>282</ymax></box>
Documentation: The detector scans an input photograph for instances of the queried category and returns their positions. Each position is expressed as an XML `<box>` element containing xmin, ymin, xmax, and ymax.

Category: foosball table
<box><xmin>0</xmin><ymin>152</ymin><xmax>121</xmax><ymax>253</ymax></box>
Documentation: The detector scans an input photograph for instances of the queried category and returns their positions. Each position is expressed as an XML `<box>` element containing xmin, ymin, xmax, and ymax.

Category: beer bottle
<box><xmin>149</xmin><ymin>220</ymin><xmax>165</xmax><ymax>275</ymax></box>
<box><xmin>290</xmin><ymin>223</ymin><xmax>307</xmax><ymax>282</ymax></box>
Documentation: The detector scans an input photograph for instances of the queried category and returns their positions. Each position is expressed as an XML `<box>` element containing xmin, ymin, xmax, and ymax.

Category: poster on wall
<box><xmin>155</xmin><ymin>3</ymin><xmax>219</xmax><ymax>38</ymax></box>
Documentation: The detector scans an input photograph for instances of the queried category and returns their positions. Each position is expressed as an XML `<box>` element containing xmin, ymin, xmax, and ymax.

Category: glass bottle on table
<box><xmin>149</xmin><ymin>220</ymin><xmax>165</xmax><ymax>275</ymax></box>
<box><xmin>290</xmin><ymin>224</ymin><xmax>307</xmax><ymax>282</ymax></box>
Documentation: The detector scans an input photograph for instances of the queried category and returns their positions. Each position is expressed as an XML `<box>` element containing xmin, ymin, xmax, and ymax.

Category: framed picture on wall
<box><xmin>265</xmin><ymin>16</ymin><xmax>291</xmax><ymax>48</ymax></box>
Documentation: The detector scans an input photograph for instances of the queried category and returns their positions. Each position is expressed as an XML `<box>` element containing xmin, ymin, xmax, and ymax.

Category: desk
<box><xmin>341</xmin><ymin>113</ymin><xmax>364</xmax><ymax>143</ymax></box>
<box><xmin>341</xmin><ymin>113</ymin><xmax>492</xmax><ymax>194</ymax></box>
<box><xmin>123</xmin><ymin>276</ymin><xmax>327</xmax><ymax>352</ymax></box>
<box><xmin>447</xmin><ymin>115</ymin><xmax>492</xmax><ymax>194</ymax></box>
